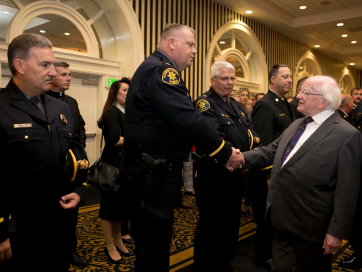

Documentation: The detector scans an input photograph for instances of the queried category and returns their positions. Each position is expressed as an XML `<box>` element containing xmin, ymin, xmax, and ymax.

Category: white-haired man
<box><xmin>192</xmin><ymin>61</ymin><xmax>261</xmax><ymax>272</ymax></box>
<box><xmin>241</xmin><ymin>75</ymin><xmax>362</xmax><ymax>271</ymax></box>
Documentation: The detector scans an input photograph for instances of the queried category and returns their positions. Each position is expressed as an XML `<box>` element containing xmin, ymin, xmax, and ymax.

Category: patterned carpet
<box><xmin>70</xmin><ymin>192</ymin><xmax>361</xmax><ymax>272</ymax></box>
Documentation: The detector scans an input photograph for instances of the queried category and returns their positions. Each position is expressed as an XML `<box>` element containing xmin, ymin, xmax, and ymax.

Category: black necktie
<box><xmin>29</xmin><ymin>97</ymin><xmax>45</xmax><ymax>119</ymax></box>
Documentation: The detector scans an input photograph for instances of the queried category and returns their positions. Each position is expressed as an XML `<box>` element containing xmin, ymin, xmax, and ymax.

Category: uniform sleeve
<box><xmin>75</xmin><ymin>99</ymin><xmax>87</xmax><ymax>148</ymax></box>
<box><xmin>252</xmin><ymin>100</ymin><xmax>274</xmax><ymax>146</ymax></box>
<box><xmin>145</xmin><ymin>66</ymin><xmax>232</xmax><ymax>164</ymax></box>
<box><xmin>102</xmin><ymin>108</ymin><xmax>121</xmax><ymax>148</ymax></box>
<box><xmin>0</xmin><ymin>205</ymin><xmax>7</xmax><ymax>243</ymax></box>
<box><xmin>327</xmin><ymin>130</ymin><xmax>362</xmax><ymax>239</ymax></box>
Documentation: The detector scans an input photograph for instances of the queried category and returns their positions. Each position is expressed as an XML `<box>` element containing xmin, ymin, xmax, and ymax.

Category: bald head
<box><xmin>340</xmin><ymin>94</ymin><xmax>353</xmax><ymax>114</ymax></box>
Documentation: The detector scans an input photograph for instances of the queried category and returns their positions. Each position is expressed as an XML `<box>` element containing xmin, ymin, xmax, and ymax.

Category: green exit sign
<box><xmin>107</xmin><ymin>78</ymin><xmax>118</xmax><ymax>88</ymax></box>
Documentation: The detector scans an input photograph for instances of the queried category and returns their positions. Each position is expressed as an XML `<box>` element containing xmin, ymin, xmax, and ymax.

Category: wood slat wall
<box><xmin>128</xmin><ymin>0</ymin><xmax>309</xmax><ymax>99</ymax></box>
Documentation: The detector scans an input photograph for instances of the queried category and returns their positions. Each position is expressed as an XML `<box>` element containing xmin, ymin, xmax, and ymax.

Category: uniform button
<box><xmin>69</xmin><ymin>133</ymin><xmax>72</xmax><ymax>136</ymax></box>
<box><xmin>359</xmin><ymin>126</ymin><xmax>361</xmax><ymax>129</ymax></box>
<box><xmin>239</xmin><ymin>119</ymin><xmax>241</xmax><ymax>123</ymax></box>
<box><xmin>215</xmin><ymin>159</ymin><xmax>218</xmax><ymax>163</ymax></box>
<box><xmin>169</xmin><ymin>163</ymin><xmax>173</xmax><ymax>167</ymax></box>
<box><xmin>24</xmin><ymin>135</ymin><xmax>29</xmax><ymax>139</ymax></box>
<box><xmin>228</xmin><ymin>122</ymin><xmax>230</xmax><ymax>125</ymax></box>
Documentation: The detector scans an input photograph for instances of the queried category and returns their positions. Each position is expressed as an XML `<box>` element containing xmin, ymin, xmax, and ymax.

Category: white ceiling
<box><xmin>214</xmin><ymin>0</ymin><xmax>362</xmax><ymax>70</ymax></box>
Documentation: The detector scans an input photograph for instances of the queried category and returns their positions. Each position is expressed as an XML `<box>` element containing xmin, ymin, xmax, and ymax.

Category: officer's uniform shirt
<box><xmin>0</xmin><ymin>79</ymin><xmax>87</xmax><ymax>246</ymax></box>
<box><xmin>46</xmin><ymin>90</ymin><xmax>87</xmax><ymax>148</ymax></box>
<box><xmin>336</xmin><ymin>108</ymin><xmax>350</xmax><ymax>123</ymax></box>
<box><xmin>124</xmin><ymin>50</ymin><xmax>232</xmax><ymax>163</ymax></box>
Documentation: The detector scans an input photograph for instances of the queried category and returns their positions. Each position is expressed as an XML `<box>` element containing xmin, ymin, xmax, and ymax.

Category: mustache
<box><xmin>44</xmin><ymin>76</ymin><xmax>54</xmax><ymax>82</ymax></box>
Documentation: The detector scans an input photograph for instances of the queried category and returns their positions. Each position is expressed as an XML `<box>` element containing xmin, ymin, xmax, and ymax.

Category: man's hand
<box><xmin>322</xmin><ymin>234</ymin><xmax>341</xmax><ymax>255</ymax></box>
<box><xmin>225</xmin><ymin>147</ymin><xmax>245</xmax><ymax>171</ymax></box>
<box><xmin>0</xmin><ymin>238</ymin><xmax>11</xmax><ymax>263</ymax></box>
<box><xmin>59</xmin><ymin>192</ymin><xmax>81</xmax><ymax>210</ymax></box>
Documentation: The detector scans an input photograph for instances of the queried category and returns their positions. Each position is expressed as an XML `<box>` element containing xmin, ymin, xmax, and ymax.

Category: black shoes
<box><xmin>122</xmin><ymin>237</ymin><xmax>135</xmax><ymax>244</ymax></box>
<box><xmin>70</xmin><ymin>252</ymin><xmax>88</xmax><ymax>266</ymax></box>
<box><xmin>115</xmin><ymin>244</ymin><xmax>135</xmax><ymax>257</ymax></box>
<box><xmin>339</xmin><ymin>254</ymin><xmax>362</xmax><ymax>269</ymax></box>
<box><xmin>104</xmin><ymin>247</ymin><xmax>126</xmax><ymax>264</ymax></box>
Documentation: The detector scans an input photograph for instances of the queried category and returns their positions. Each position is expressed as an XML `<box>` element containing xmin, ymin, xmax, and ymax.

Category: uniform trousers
<box><xmin>272</xmin><ymin>229</ymin><xmax>332</xmax><ymax>272</ymax></box>
<box><xmin>193</xmin><ymin>167</ymin><xmax>244</xmax><ymax>272</ymax></box>
<box><xmin>122</xmin><ymin>162</ymin><xmax>182</xmax><ymax>272</ymax></box>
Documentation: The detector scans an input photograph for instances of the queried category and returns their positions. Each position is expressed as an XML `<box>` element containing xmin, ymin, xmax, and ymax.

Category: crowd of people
<box><xmin>1</xmin><ymin>23</ymin><xmax>362</xmax><ymax>272</ymax></box>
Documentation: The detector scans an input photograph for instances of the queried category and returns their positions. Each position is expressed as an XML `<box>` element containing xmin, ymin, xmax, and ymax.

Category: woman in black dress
<box><xmin>97</xmin><ymin>78</ymin><xmax>134</xmax><ymax>263</ymax></box>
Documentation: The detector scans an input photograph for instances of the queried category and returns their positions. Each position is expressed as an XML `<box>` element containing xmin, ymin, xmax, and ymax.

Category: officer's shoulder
<box><xmin>194</xmin><ymin>92</ymin><xmax>214</xmax><ymax>112</ymax></box>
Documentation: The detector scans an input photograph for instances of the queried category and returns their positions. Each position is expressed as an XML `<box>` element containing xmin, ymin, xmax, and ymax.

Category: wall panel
<box><xmin>128</xmin><ymin>0</ymin><xmax>346</xmax><ymax>99</ymax></box>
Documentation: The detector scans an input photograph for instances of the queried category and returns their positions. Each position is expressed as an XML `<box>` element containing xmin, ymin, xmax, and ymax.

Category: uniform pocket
<box><xmin>56</xmin><ymin>127</ymin><xmax>74</xmax><ymax>154</ymax></box>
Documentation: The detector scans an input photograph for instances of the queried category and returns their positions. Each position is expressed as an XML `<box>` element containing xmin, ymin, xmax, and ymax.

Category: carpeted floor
<box><xmin>69</xmin><ymin>185</ymin><xmax>361</xmax><ymax>272</ymax></box>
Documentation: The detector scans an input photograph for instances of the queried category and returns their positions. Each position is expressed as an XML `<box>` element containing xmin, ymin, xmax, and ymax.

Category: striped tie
<box><xmin>281</xmin><ymin>116</ymin><xmax>314</xmax><ymax>166</ymax></box>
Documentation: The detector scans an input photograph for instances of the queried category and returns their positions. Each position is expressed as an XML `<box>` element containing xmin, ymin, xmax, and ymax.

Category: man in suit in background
<box><xmin>48</xmin><ymin>61</ymin><xmax>88</xmax><ymax>266</ymax></box>
<box><xmin>242</xmin><ymin>75</ymin><xmax>362</xmax><ymax>272</ymax></box>
<box><xmin>336</xmin><ymin>94</ymin><xmax>353</xmax><ymax>123</ymax></box>
<box><xmin>289</xmin><ymin>77</ymin><xmax>308</xmax><ymax>119</ymax></box>
<box><xmin>250</xmin><ymin>64</ymin><xmax>295</xmax><ymax>270</ymax></box>
<box><xmin>351</xmin><ymin>87</ymin><xmax>362</xmax><ymax>109</ymax></box>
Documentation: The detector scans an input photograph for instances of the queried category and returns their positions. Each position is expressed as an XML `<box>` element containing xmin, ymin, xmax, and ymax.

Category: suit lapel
<box><xmin>268</xmin><ymin>90</ymin><xmax>294</xmax><ymax>121</ymax></box>
<box><xmin>230</xmin><ymin>99</ymin><xmax>248</xmax><ymax>125</ymax></box>
<box><xmin>279</xmin><ymin>113</ymin><xmax>339</xmax><ymax>171</ymax></box>
<box><xmin>210</xmin><ymin>88</ymin><xmax>237</xmax><ymax>117</ymax></box>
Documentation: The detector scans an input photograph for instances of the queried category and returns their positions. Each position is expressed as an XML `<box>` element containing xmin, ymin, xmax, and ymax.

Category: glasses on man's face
<box><xmin>214</xmin><ymin>76</ymin><xmax>236</xmax><ymax>82</ymax></box>
<box><xmin>299</xmin><ymin>86</ymin><xmax>323</xmax><ymax>97</ymax></box>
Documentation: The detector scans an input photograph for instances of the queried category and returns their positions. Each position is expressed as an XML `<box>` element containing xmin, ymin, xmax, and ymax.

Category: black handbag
<box><xmin>87</xmin><ymin>132</ymin><xmax>120</xmax><ymax>192</ymax></box>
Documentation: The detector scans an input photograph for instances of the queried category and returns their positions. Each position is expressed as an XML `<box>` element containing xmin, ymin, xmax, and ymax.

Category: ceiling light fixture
<box><xmin>219</xmin><ymin>41</ymin><xmax>225</xmax><ymax>44</ymax></box>
<box><xmin>40</xmin><ymin>30</ymin><xmax>45</xmax><ymax>33</ymax></box>
<box><xmin>350</xmin><ymin>63</ymin><xmax>355</xmax><ymax>65</ymax></box>
<box><xmin>299</xmin><ymin>67</ymin><xmax>303</xmax><ymax>69</ymax></box>
<box><xmin>342</xmin><ymin>34</ymin><xmax>348</xmax><ymax>37</ymax></box>
<box><xmin>4</xmin><ymin>11</ymin><xmax>9</xmax><ymax>14</ymax></box>
<box><xmin>337</xmin><ymin>23</ymin><xmax>344</xmax><ymax>26</ymax></box>
<box><xmin>351</xmin><ymin>41</ymin><xmax>357</xmax><ymax>44</ymax></box>
<box><xmin>315</xmin><ymin>45</ymin><xmax>320</xmax><ymax>48</ymax></box>
<box><xmin>65</xmin><ymin>33</ymin><xmax>70</xmax><ymax>35</ymax></box>
<box><xmin>299</xmin><ymin>6</ymin><xmax>307</xmax><ymax>9</ymax></box>
<box><xmin>246</xmin><ymin>10</ymin><xmax>252</xmax><ymax>14</ymax></box>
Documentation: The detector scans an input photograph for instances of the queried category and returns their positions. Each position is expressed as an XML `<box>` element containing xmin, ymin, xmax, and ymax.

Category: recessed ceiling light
<box><xmin>315</xmin><ymin>45</ymin><xmax>320</xmax><ymax>48</ymax></box>
<box><xmin>64</xmin><ymin>33</ymin><xmax>70</xmax><ymax>36</ymax></box>
<box><xmin>351</xmin><ymin>41</ymin><xmax>357</xmax><ymax>44</ymax></box>
<box><xmin>299</xmin><ymin>6</ymin><xmax>307</xmax><ymax>9</ymax></box>
<box><xmin>342</xmin><ymin>34</ymin><xmax>348</xmax><ymax>37</ymax></box>
<box><xmin>337</xmin><ymin>23</ymin><xmax>344</xmax><ymax>26</ymax></box>
<box><xmin>219</xmin><ymin>41</ymin><xmax>225</xmax><ymax>44</ymax></box>
<box><xmin>299</xmin><ymin>67</ymin><xmax>303</xmax><ymax>69</ymax></box>
<box><xmin>350</xmin><ymin>63</ymin><xmax>355</xmax><ymax>65</ymax></box>
<box><xmin>246</xmin><ymin>10</ymin><xmax>252</xmax><ymax>14</ymax></box>
<box><xmin>214</xmin><ymin>58</ymin><xmax>217</xmax><ymax>60</ymax></box>
<box><xmin>39</xmin><ymin>30</ymin><xmax>45</xmax><ymax>33</ymax></box>
<box><xmin>4</xmin><ymin>11</ymin><xmax>9</xmax><ymax>14</ymax></box>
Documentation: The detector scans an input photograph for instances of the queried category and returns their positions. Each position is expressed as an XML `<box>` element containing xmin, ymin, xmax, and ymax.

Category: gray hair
<box><xmin>211</xmin><ymin>61</ymin><xmax>235</xmax><ymax>78</ymax></box>
<box><xmin>340</xmin><ymin>94</ymin><xmax>352</xmax><ymax>108</ymax></box>
<box><xmin>8</xmin><ymin>33</ymin><xmax>52</xmax><ymax>76</ymax></box>
<box><xmin>308</xmin><ymin>76</ymin><xmax>341</xmax><ymax>111</ymax></box>
<box><xmin>54</xmin><ymin>61</ymin><xmax>69</xmax><ymax>69</ymax></box>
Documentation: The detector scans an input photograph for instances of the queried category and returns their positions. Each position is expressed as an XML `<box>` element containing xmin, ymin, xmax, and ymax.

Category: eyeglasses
<box><xmin>214</xmin><ymin>76</ymin><xmax>236</xmax><ymax>82</ymax></box>
<box><xmin>299</xmin><ymin>86</ymin><xmax>323</xmax><ymax>97</ymax></box>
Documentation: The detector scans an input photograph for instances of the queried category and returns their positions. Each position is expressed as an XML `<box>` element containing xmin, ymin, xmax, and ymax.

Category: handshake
<box><xmin>225</xmin><ymin>147</ymin><xmax>245</xmax><ymax>171</ymax></box>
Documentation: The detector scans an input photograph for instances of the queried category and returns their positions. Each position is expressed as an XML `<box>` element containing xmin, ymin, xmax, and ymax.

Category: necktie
<box><xmin>281</xmin><ymin>116</ymin><xmax>314</xmax><ymax>166</ymax></box>
<box><xmin>29</xmin><ymin>97</ymin><xmax>45</xmax><ymax>119</ymax></box>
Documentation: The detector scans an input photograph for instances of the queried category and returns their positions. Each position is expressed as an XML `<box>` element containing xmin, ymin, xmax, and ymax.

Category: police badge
<box><xmin>60</xmin><ymin>114</ymin><xmax>67</xmax><ymax>125</ymax></box>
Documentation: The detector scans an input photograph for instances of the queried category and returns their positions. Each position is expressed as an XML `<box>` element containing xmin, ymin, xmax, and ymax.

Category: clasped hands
<box><xmin>225</xmin><ymin>147</ymin><xmax>245</xmax><ymax>172</ymax></box>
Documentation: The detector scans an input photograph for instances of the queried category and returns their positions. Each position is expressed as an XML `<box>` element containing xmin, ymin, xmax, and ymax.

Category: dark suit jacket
<box><xmin>46</xmin><ymin>90</ymin><xmax>86</xmax><ymax>148</ymax></box>
<box><xmin>244</xmin><ymin>112</ymin><xmax>362</xmax><ymax>242</ymax></box>
<box><xmin>252</xmin><ymin>90</ymin><xmax>294</xmax><ymax>146</ymax></box>
<box><xmin>351</xmin><ymin>102</ymin><xmax>362</xmax><ymax>132</ymax></box>
<box><xmin>336</xmin><ymin>109</ymin><xmax>350</xmax><ymax>123</ymax></box>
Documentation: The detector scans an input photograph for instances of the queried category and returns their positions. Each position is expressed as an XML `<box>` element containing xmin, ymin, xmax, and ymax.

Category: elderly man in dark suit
<box><xmin>242</xmin><ymin>75</ymin><xmax>362</xmax><ymax>272</ymax></box>
<box><xmin>251</xmin><ymin>64</ymin><xmax>295</xmax><ymax>269</ymax></box>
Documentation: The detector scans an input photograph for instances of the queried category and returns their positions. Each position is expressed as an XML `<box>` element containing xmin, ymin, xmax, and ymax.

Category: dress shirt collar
<box><xmin>309</xmin><ymin>110</ymin><xmax>334</xmax><ymax>126</ymax></box>
<box><xmin>269</xmin><ymin>89</ymin><xmax>284</xmax><ymax>100</ymax></box>
<box><xmin>115</xmin><ymin>103</ymin><xmax>125</xmax><ymax>114</ymax></box>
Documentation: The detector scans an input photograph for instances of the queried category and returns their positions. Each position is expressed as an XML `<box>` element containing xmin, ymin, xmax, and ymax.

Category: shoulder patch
<box><xmin>162</xmin><ymin>68</ymin><xmax>180</xmax><ymax>85</ymax></box>
<box><xmin>196</xmin><ymin>99</ymin><xmax>210</xmax><ymax>112</ymax></box>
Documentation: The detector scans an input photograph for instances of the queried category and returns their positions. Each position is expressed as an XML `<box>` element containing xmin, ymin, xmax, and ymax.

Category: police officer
<box><xmin>0</xmin><ymin>33</ymin><xmax>87</xmax><ymax>272</ymax></box>
<box><xmin>48</xmin><ymin>61</ymin><xmax>88</xmax><ymax>266</ymax></box>
<box><xmin>192</xmin><ymin>61</ymin><xmax>261</xmax><ymax>272</ymax></box>
<box><xmin>121</xmin><ymin>24</ymin><xmax>243</xmax><ymax>272</ymax></box>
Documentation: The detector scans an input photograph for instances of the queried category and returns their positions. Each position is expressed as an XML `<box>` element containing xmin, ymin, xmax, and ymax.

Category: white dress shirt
<box><xmin>282</xmin><ymin>110</ymin><xmax>335</xmax><ymax>167</ymax></box>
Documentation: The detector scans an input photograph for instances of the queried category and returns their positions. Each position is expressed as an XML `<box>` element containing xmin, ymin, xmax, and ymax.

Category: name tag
<box><xmin>279</xmin><ymin>113</ymin><xmax>285</xmax><ymax>116</ymax></box>
<box><xmin>13</xmin><ymin>123</ymin><xmax>32</xmax><ymax>128</ymax></box>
